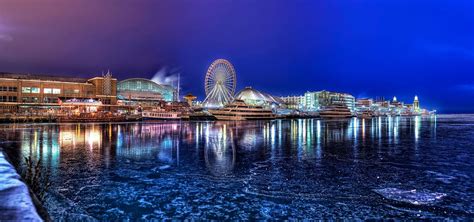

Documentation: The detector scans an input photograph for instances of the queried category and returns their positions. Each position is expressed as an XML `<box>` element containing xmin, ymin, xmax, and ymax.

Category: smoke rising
<box><xmin>151</xmin><ymin>66</ymin><xmax>180</xmax><ymax>86</ymax></box>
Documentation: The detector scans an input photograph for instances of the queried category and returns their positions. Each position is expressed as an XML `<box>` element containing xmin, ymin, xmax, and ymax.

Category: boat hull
<box><xmin>212</xmin><ymin>114</ymin><xmax>276</xmax><ymax>121</ymax></box>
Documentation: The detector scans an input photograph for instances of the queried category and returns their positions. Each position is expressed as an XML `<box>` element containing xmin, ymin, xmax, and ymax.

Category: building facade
<box><xmin>117</xmin><ymin>78</ymin><xmax>176</xmax><ymax>106</ymax></box>
<box><xmin>281</xmin><ymin>95</ymin><xmax>304</xmax><ymax>109</ymax></box>
<box><xmin>0</xmin><ymin>72</ymin><xmax>117</xmax><ymax>112</ymax></box>
<box><xmin>282</xmin><ymin>90</ymin><xmax>356</xmax><ymax>112</ymax></box>
<box><xmin>304</xmin><ymin>92</ymin><xmax>320</xmax><ymax>111</ymax></box>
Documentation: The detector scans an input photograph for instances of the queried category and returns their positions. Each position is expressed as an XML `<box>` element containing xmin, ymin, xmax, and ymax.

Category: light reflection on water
<box><xmin>0</xmin><ymin>115</ymin><xmax>473</xmax><ymax>220</ymax></box>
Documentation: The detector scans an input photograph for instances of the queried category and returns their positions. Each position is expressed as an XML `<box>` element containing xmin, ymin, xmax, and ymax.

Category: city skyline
<box><xmin>0</xmin><ymin>0</ymin><xmax>473</xmax><ymax>113</ymax></box>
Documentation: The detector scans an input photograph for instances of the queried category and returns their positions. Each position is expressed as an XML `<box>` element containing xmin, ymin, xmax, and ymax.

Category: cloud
<box><xmin>0</xmin><ymin>33</ymin><xmax>13</xmax><ymax>42</ymax></box>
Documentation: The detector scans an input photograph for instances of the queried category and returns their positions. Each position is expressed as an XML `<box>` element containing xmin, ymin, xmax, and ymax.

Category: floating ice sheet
<box><xmin>374</xmin><ymin>188</ymin><xmax>446</xmax><ymax>205</ymax></box>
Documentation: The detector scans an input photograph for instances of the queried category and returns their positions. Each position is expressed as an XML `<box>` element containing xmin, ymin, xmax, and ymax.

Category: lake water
<box><xmin>1</xmin><ymin>115</ymin><xmax>473</xmax><ymax>220</ymax></box>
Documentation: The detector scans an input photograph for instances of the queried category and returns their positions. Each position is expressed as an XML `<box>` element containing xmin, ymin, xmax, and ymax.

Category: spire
<box><xmin>393</xmin><ymin>96</ymin><xmax>397</xmax><ymax>102</ymax></box>
<box><xmin>414</xmin><ymin>95</ymin><xmax>419</xmax><ymax>101</ymax></box>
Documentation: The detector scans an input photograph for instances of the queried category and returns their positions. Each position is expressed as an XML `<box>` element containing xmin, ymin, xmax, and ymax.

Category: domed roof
<box><xmin>234</xmin><ymin>87</ymin><xmax>283</xmax><ymax>105</ymax></box>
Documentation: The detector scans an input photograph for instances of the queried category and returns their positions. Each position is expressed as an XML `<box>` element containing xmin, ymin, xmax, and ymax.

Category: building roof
<box><xmin>235</xmin><ymin>87</ymin><xmax>283</xmax><ymax>105</ymax></box>
<box><xmin>117</xmin><ymin>78</ymin><xmax>175</xmax><ymax>91</ymax></box>
<box><xmin>0</xmin><ymin>72</ymin><xmax>90</xmax><ymax>83</ymax></box>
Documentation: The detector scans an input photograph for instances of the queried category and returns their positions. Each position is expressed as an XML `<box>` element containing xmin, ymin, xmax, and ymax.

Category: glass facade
<box><xmin>117</xmin><ymin>78</ymin><xmax>175</xmax><ymax>102</ymax></box>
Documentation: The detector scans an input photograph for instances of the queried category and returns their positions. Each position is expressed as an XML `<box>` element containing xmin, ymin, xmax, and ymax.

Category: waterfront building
<box><xmin>234</xmin><ymin>87</ymin><xmax>283</xmax><ymax>108</ymax></box>
<box><xmin>391</xmin><ymin>96</ymin><xmax>404</xmax><ymax>108</ymax></box>
<box><xmin>117</xmin><ymin>78</ymin><xmax>176</xmax><ymax>106</ymax></box>
<box><xmin>356</xmin><ymin>98</ymin><xmax>373</xmax><ymax>108</ymax></box>
<box><xmin>304</xmin><ymin>91</ymin><xmax>320</xmax><ymax>111</ymax></box>
<box><xmin>0</xmin><ymin>72</ymin><xmax>117</xmax><ymax>112</ymax></box>
<box><xmin>280</xmin><ymin>95</ymin><xmax>304</xmax><ymax>109</ymax></box>
<box><xmin>305</xmin><ymin>90</ymin><xmax>355</xmax><ymax>112</ymax></box>
<box><xmin>281</xmin><ymin>90</ymin><xmax>356</xmax><ymax>112</ymax></box>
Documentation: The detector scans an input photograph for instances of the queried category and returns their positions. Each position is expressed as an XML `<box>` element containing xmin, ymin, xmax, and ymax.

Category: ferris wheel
<box><xmin>203</xmin><ymin>59</ymin><xmax>237</xmax><ymax>107</ymax></box>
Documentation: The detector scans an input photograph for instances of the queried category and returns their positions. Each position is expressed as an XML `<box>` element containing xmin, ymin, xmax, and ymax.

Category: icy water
<box><xmin>1</xmin><ymin>115</ymin><xmax>473</xmax><ymax>220</ymax></box>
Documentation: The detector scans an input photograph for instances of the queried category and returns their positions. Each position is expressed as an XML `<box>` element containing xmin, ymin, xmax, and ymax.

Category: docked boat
<box><xmin>141</xmin><ymin>109</ymin><xmax>181</xmax><ymax>120</ymax></box>
<box><xmin>319</xmin><ymin>104</ymin><xmax>353</xmax><ymax>119</ymax></box>
<box><xmin>209</xmin><ymin>100</ymin><xmax>276</xmax><ymax>120</ymax></box>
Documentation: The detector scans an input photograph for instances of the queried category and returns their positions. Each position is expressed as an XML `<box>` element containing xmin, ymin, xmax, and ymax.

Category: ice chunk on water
<box><xmin>159</xmin><ymin>165</ymin><xmax>171</xmax><ymax>170</ymax></box>
<box><xmin>374</xmin><ymin>188</ymin><xmax>446</xmax><ymax>205</ymax></box>
<box><xmin>426</xmin><ymin>171</ymin><xmax>456</xmax><ymax>184</ymax></box>
<box><xmin>0</xmin><ymin>153</ymin><xmax>41</xmax><ymax>221</ymax></box>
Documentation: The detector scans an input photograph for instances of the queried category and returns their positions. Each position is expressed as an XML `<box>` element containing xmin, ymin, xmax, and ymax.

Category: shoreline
<box><xmin>0</xmin><ymin>114</ymin><xmax>441</xmax><ymax>124</ymax></box>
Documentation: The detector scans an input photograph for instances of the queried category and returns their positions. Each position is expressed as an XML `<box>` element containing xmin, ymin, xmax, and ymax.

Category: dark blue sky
<box><xmin>0</xmin><ymin>0</ymin><xmax>473</xmax><ymax>113</ymax></box>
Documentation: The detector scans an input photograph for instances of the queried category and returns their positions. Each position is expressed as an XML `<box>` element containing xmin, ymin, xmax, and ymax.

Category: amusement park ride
<box><xmin>202</xmin><ymin>59</ymin><xmax>237</xmax><ymax>108</ymax></box>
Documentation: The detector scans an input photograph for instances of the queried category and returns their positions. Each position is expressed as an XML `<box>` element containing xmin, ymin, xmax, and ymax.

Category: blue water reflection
<box><xmin>0</xmin><ymin>115</ymin><xmax>473</xmax><ymax>220</ymax></box>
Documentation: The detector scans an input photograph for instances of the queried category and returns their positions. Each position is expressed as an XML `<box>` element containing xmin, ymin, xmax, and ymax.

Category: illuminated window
<box><xmin>22</xmin><ymin>87</ymin><xmax>31</xmax><ymax>93</ymax></box>
<box><xmin>31</xmin><ymin>87</ymin><xmax>40</xmax><ymax>93</ymax></box>
<box><xmin>53</xmin><ymin>88</ymin><xmax>61</xmax><ymax>94</ymax></box>
<box><xmin>74</xmin><ymin>89</ymin><xmax>80</xmax><ymax>93</ymax></box>
<box><xmin>44</xmin><ymin>88</ymin><xmax>52</xmax><ymax>94</ymax></box>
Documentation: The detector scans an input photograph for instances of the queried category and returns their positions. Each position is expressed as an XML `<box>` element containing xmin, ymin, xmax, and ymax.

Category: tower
<box><xmin>414</xmin><ymin>95</ymin><xmax>420</xmax><ymax>111</ymax></box>
<box><xmin>102</xmin><ymin>70</ymin><xmax>112</xmax><ymax>96</ymax></box>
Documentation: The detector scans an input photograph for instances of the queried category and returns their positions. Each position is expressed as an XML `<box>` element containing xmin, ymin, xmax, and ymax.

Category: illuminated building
<box><xmin>117</xmin><ymin>78</ymin><xmax>176</xmax><ymax>106</ymax></box>
<box><xmin>304</xmin><ymin>91</ymin><xmax>320</xmax><ymax>111</ymax></box>
<box><xmin>391</xmin><ymin>96</ymin><xmax>404</xmax><ymax>108</ymax></box>
<box><xmin>281</xmin><ymin>95</ymin><xmax>304</xmax><ymax>109</ymax></box>
<box><xmin>303</xmin><ymin>91</ymin><xmax>355</xmax><ymax>112</ymax></box>
<box><xmin>281</xmin><ymin>90</ymin><xmax>356</xmax><ymax>112</ymax></box>
<box><xmin>234</xmin><ymin>87</ymin><xmax>283</xmax><ymax>107</ymax></box>
<box><xmin>356</xmin><ymin>98</ymin><xmax>373</xmax><ymax>108</ymax></box>
<box><xmin>0</xmin><ymin>72</ymin><xmax>117</xmax><ymax>112</ymax></box>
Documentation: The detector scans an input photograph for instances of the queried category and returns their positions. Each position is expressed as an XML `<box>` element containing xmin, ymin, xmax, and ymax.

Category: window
<box><xmin>22</xmin><ymin>87</ymin><xmax>31</xmax><ymax>93</ymax></box>
<box><xmin>44</xmin><ymin>88</ymin><xmax>52</xmax><ymax>94</ymax></box>
<box><xmin>0</xmin><ymin>86</ymin><xmax>12</xmax><ymax>92</ymax></box>
<box><xmin>22</xmin><ymin>87</ymin><xmax>40</xmax><ymax>93</ymax></box>
<box><xmin>53</xmin><ymin>88</ymin><xmax>61</xmax><ymax>94</ymax></box>
<box><xmin>64</xmin><ymin>89</ymin><xmax>80</xmax><ymax>94</ymax></box>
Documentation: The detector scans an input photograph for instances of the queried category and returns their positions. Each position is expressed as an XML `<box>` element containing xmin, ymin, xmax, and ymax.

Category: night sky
<box><xmin>0</xmin><ymin>0</ymin><xmax>473</xmax><ymax>113</ymax></box>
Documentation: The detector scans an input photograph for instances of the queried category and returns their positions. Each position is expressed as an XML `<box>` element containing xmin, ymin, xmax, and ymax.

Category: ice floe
<box><xmin>374</xmin><ymin>188</ymin><xmax>446</xmax><ymax>205</ymax></box>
